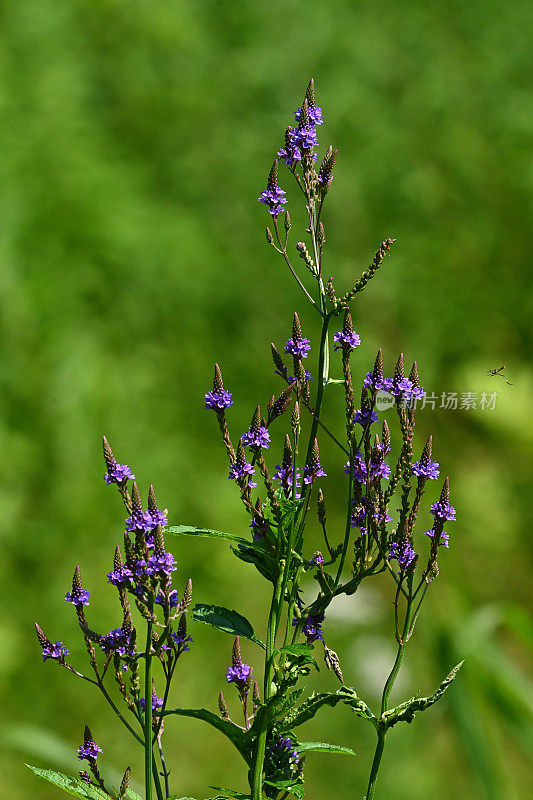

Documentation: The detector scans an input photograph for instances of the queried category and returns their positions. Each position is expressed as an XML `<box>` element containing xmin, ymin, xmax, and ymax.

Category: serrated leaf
<box><xmin>163</xmin><ymin>708</ymin><xmax>252</xmax><ymax>764</ymax></box>
<box><xmin>295</xmin><ymin>741</ymin><xmax>356</xmax><ymax>755</ymax></box>
<box><xmin>26</xmin><ymin>766</ymin><xmax>108</xmax><ymax>799</ymax></box>
<box><xmin>192</xmin><ymin>604</ymin><xmax>265</xmax><ymax>649</ymax></box>
<box><xmin>167</xmin><ymin>526</ymin><xmax>264</xmax><ymax>553</ymax></box>
<box><xmin>281</xmin><ymin>687</ymin><xmax>375</xmax><ymax>730</ymax></box>
<box><xmin>207</xmin><ymin>788</ymin><xmax>251</xmax><ymax>799</ymax></box>
<box><xmin>384</xmin><ymin>660</ymin><xmax>464</xmax><ymax>728</ymax></box>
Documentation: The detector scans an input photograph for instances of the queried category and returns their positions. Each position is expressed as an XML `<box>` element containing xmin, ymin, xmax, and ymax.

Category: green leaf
<box><xmin>163</xmin><ymin>708</ymin><xmax>252</xmax><ymax>764</ymax></box>
<box><xmin>384</xmin><ymin>660</ymin><xmax>464</xmax><ymax>728</ymax></box>
<box><xmin>281</xmin><ymin>687</ymin><xmax>375</xmax><ymax>731</ymax></box>
<box><xmin>126</xmin><ymin>792</ymin><xmax>144</xmax><ymax>800</ymax></box>
<box><xmin>207</xmin><ymin>788</ymin><xmax>251</xmax><ymax>799</ymax></box>
<box><xmin>26</xmin><ymin>766</ymin><xmax>108</xmax><ymax>799</ymax></box>
<box><xmin>192</xmin><ymin>604</ymin><xmax>265</xmax><ymax>649</ymax></box>
<box><xmin>274</xmin><ymin>644</ymin><xmax>315</xmax><ymax>657</ymax></box>
<box><xmin>295</xmin><ymin>741</ymin><xmax>356</xmax><ymax>756</ymax></box>
<box><xmin>167</xmin><ymin>526</ymin><xmax>263</xmax><ymax>552</ymax></box>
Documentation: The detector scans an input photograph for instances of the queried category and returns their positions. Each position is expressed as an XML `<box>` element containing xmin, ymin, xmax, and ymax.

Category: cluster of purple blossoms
<box><xmin>412</xmin><ymin>458</ymin><xmax>440</xmax><ymax>480</ymax></box>
<box><xmin>344</xmin><ymin>453</ymin><xmax>391</xmax><ymax>483</ymax></box>
<box><xmin>277</xmin><ymin>92</ymin><xmax>322</xmax><ymax>167</ymax></box>
<box><xmin>65</xmin><ymin>587</ymin><xmax>91</xmax><ymax>606</ymax></box>
<box><xmin>250</xmin><ymin>516</ymin><xmax>271</xmax><ymax>541</ymax></box>
<box><xmin>134</xmin><ymin>550</ymin><xmax>177</xmax><ymax>579</ymax></box>
<box><xmin>388</xmin><ymin>540</ymin><xmax>417</xmax><ymax>569</ymax></box>
<box><xmin>205</xmin><ymin>388</ymin><xmax>233</xmax><ymax>410</ymax></box>
<box><xmin>241</xmin><ymin>424</ymin><xmax>271</xmax><ymax>449</ymax></box>
<box><xmin>228</xmin><ymin>455</ymin><xmax>257</xmax><ymax>488</ymax></box>
<box><xmin>353</xmin><ymin>408</ymin><xmax>378</xmax><ymax>427</ymax></box>
<box><xmin>294</xmin><ymin>613</ymin><xmax>324</xmax><ymax>643</ymax></box>
<box><xmin>107</xmin><ymin>564</ymin><xmax>134</xmax><ymax>587</ymax></box>
<box><xmin>333</xmin><ymin>329</ymin><xmax>361</xmax><ymax>351</ymax></box>
<box><xmin>77</xmin><ymin>733</ymin><xmax>102</xmax><ymax>762</ymax></box>
<box><xmin>139</xmin><ymin>693</ymin><xmax>164</xmax><ymax>713</ymax></box>
<box><xmin>351</xmin><ymin>496</ymin><xmax>392</xmax><ymax>534</ymax></box>
<box><xmin>125</xmin><ymin>508</ymin><xmax>168</xmax><ymax>537</ymax></box>
<box><xmin>423</xmin><ymin>529</ymin><xmax>450</xmax><ymax>548</ymax></box>
<box><xmin>155</xmin><ymin>588</ymin><xmax>180</xmax><ymax>608</ymax></box>
<box><xmin>171</xmin><ymin>629</ymin><xmax>193</xmax><ymax>653</ymax></box>
<box><xmin>258</xmin><ymin>184</ymin><xmax>287</xmax><ymax>217</ymax></box>
<box><xmin>310</xmin><ymin>550</ymin><xmax>324</xmax><ymax>566</ymax></box>
<box><xmin>284</xmin><ymin>335</ymin><xmax>311</xmax><ymax>359</ymax></box>
<box><xmin>104</xmin><ymin>462</ymin><xmax>135</xmax><ymax>485</ymax></box>
<box><xmin>99</xmin><ymin>627</ymin><xmax>134</xmax><ymax>658</ymax></box>
<box><xmin>303</xmin><ymin>458</ymin><xmax>327</xmax><ymax>486</ymax></box>
<box><xmin>42</xmin><ymin>641</ymin><xmax>70</xmax><ymax>662</ymax></box>
<box><xmin>270</xmin><ymin>734</ymin><xmax>300</xmax><ymax>765</ymax></box>
<box><xmin>430</xmin><ymin>498</ymin><xmax>456</xmax><ymax>521</ymax></box>
<box><xmin>226</xmin><ymin>660</ymin><xmax>251</xmax><ymax>686</ymax></box>
<box><xmin>273</xmin><ymin>463</ymin><xmax>301</xmax><ymax>498</ymax></box>
<box><xmin>295</xmin><ymin>102</ymin><xmax>323</xmax><ymax>127</ymax></box>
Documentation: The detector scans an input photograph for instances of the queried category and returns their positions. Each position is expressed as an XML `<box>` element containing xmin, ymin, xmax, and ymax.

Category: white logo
<box><xmin>375</xmin><ymin>391</ymin><xmax>394</xmax><ymax>410</ymax></box>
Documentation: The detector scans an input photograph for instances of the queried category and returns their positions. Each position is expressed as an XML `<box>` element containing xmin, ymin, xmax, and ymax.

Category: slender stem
<box><xmin>95</xmin><ymin>677</ymin><xmax>144</xmax><ymax>745</ymax></box>
<box><xmin>251</xmin><ymin>567</ymin><xmax>284</xmax><ymax>800</ymax></box>
<box><xmin>157</xmin><ymin>733</ymin><xmax>171</xmax><ymax>798</ymax></box>
<box><xmin>273</xmin><ymin>219</ymin><xmax>321</xmax><ymax>312</ymax></box>
<box><xmin>365</xmin><ymin>729</ymin><xmax>386</xmax><ymax>800</ymax></box>
<box><xmin>381</xmin><ymin>589</ymin><xmax>415</xmax><ymax>716</ymax></box>
<box><xmin>145</xmin><ymin>618</ymin><xmax>154</xmax><ymax>800</ymax></box>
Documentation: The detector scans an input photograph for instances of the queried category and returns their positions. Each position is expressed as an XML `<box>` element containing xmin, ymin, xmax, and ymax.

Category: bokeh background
<box><xmin>1</xmin><ymin>1</ymin><xmax>532</xmax><ymax>798</ymax></box>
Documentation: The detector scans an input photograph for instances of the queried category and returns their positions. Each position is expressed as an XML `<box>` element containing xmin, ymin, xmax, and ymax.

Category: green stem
<box><xmin>365</xmin><ymin>729</ymin><xmax>386</xmax><ymax>800</ymax></box>
<box><xmin>145</xmin><ymin>618</ymin><xmax>154</xmax><ymax>800</ymax></box>
<box><xmin>251</xmin><ymin>567</ymin><xmax>285</xmax><ymax>800</ymax></box>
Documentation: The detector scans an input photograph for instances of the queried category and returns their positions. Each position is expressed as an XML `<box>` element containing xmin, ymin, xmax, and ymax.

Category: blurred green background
<box><xmin>1</xmin><ymin>0</ymin><xmax>532</xmax><ymax>798</ymax></box>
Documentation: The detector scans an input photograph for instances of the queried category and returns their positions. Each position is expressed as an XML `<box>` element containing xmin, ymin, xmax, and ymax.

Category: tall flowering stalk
<box><xmin>30</xmin><ymin>80</ymin><xmax>462</xmax><ymax>800</ymax></box>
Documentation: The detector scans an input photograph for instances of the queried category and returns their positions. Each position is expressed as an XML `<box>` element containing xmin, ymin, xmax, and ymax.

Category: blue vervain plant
<box><xmin>30</xmin><ymin>79</ymin><xmax>462</xmax><ymax>800</ymax></box>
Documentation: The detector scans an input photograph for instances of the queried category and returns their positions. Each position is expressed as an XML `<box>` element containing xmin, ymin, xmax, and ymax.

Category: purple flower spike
<box><xmin>104</xmin><ymin>463</ymin><xmax>135</xmax><ymax>485</ymax></box>
<box><xmin>311</xmin><ymin>550</ymin><xmax>324</xmax><ymax>566</ymax></box>
<box><xmin>430</xmin><ymin>500</ymin><xmax>456</xmax><ymax>521</ymax></box>
<box><xmin>353</xmin><ymin>408</ymin><xmax>378</xmax><ymax>427</ymax></box>
<box><xmin>42</xmin><ymin>641</ymin><xmax>70</xmax><ymax>663</ymax></box>
<box><xmin>423</xmin><ymin>529</ymin><xmax>450</xmax><ymax>548</ymax></box>
<box><xmin>242</xmin><ymin>425</ymin><xmax>271</xmax><ymax>449</ymax></box>
<box><xmin>65</xmin><ymin>587</ymin><xmax>91</xmax><ymax>606</ymax></box>
<box><xmin>226</xmin><ymin>662</ymin><xmax>251</xmax><ymax>683</ymax></box>
<box><xmin>107</xmin><ymin>565</ymin><xmax>133</xmax><ymax>586</ymax></box>
<box><xmin>155</xmin><ymin>588</ymin><xmax>180</xmax><ymax>607</ymax></box>
<box><xmin>228</xmin><ymin>452</ymin><xmax>257</xmax><ymax>488</ymax></box>
<box><xmin>294</xmin><ymin>613</ymin><xmax>324</xmax><ymax>643</ymax></box>
<box><xmin>271</xmin><ymin>734</ymin><xmax>300</xmax><ymax>765</ymax></box>
<box><xmin>344</xmin><ymin>454</ymin><xmax>390</xmax><ymax>483</ymax></box>
<box><xmin>171</xmin><ymin>629</ymin><xmax>193</xmax><ymax>653</ymax></box>
<box><xmin>259</xmin><ymin>160</ymin><xmax>287</xmax><ymax>218</ymax></box>
<box><xmin>205</xmin><ymin>388</ymin><xmax>233</xmax><ymax>410</ymax></box>
<box><xmin>284</xmin><ymin>335</ymin><xmax>311</xmax><ymax>359</ymax></box>
<box><xmin>333</xmin><ymin>330</ymin><xmax>361</xmax><ymax>351</ymax></box>
<box><xmin>140</xmin><ymin>693</ymin><xmax>164</xmax><ymax>713</ymax></box>
<box><xmin>295</xmin><ymin>104</ymin><xmax>323</xmax><ymax>126</ymax></box>
<box><xmin>77</xmin><ymin>727</ymin><xmax>102</xmax><ymax>762</ymax></box>
<box><xmin>412</xmin><ymin>460</ymin><xmax>440</xmax><ymax>480</ymax></box>
<box><xmin>388</xmin><ymin>540</ymin><xmax>417</xmax><ymax>568</ymax></box>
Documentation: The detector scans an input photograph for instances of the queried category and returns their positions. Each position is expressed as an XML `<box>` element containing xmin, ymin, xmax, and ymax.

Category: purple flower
<box><xmin>311</xmin><ymin>550</ymin><xmax>324</xmax><ymax>566</ymax></box>
<box><xmin>42</xmin><ymin>641</ymin><xmax>70</xmax><ymax>663</ymax></box>
<box><xmin>303</xmin><ymin>460</ymin><xmax>327</xmax><ymax>485</ymax></box>
<box><xmin>78</xmin><ymin>771</ymin><xmax>92</xmax><ymax>784</ymax></box>
<box><xmin>333</xmin><ymin>330</ymin><xmax>361</xmax><ymax>351</ymax></box>
<box><xmin>171</xmin><ymin>629</ymin><xmax>193</xmax><ymax>653</ymax></box>
<box><xmin>140</xmin><ymin>693</ymin><xmax>164</xmax><ymax>713</ymax></box>
<box><xmin>107</xmin><ymin>565</ymin><xmax>134</xmax><ymax>586</ymax></box>
<box><xmin>250</xmin><ymin>516</ymin><xmax>270</xmax><ymax>541</ymax></box>
<box><xmin>295</xmin><ymin>104</ymin><xmax>323</xmax><ymax>126</ymax></box>
<box><xmin>412</xmin><ymin>459</ymin><xmax>440</xmax><ymax>480</ymax></box>
<box><xmin>65</xmin><ymin>587</ymin><xmax>90</xmax><ymax>606</ymax></box>
<box><xmin>294</xmin><ymin>614</ymin><xmax>324</xmax><ymax>643</ymax></box>
<box><xmin>228</xmin><ymin>456</ymin><xmax>257</xmax><ymax>488</ymax></box>
<box><xmin>270</xmin><ymin>734</ymin><xmax>300</xmax><ymax>765</ymax></box>
<box><xmin>144</xmin><ymin>550</ymin><xmax>177</xmax><ymax>578</ymax></box>
<box><xmin>258</xmin><ymin>185</ymin><xmax>287</xmax><ymax>218</ymax></box>
<box><xmin>287</xmin><ymin>369</ymin><xmax>313</xmax><ymax>383</ymax></box>
<box><xmin>423</xmin><ymin>529</ymin><xmax>450</xmax><ymax>548</ymax></box>
<box><xmin>353</xmin><ymin>408</ymin><xmax>378</xmax><ymax>427</ymax></box>
<box><xmin>430</xmin><ymin>500</ymin><xmax>456</xmax><ymax>521</ymax></box>
<box><xmin>227</xmin><ymin>662</ymin><xmax>251</xmax><ymax>684</ymax></box>
<box><xmin>205</xmin><ymin>388</ymin><xmax>233</xmax><ymax>410</ymax></box>
<box><xmin>381</xmin><ymin>376</ymin><xmax>425</xmax><ymax>403</ymax></box>
<box><xmin>388</xmin><ymin>540</ymin><xmax>417</xmax><ymax>568</ymax></box>
<box><xmin>363</xmin><ymin>371</ymin><xmax>390</xmax><ymax>392</ymax></box>
<box><xmin>351</xmin><ymin>496</ymin><xmax>392</xmax><ymax>533</ymax></box>
<box><xmin>100</xmin><ymin>627</ymin><xmax>134</xmax><ymax>658</ymax></box>
<box><xmin>344</xmin><ymin>454</ymin><xmax>390</xmax><ymax>483</ymax></box>
<box><xmin>125</xmin><ymin>508</ymin><xmax>168</xmax><ymax>535</ymax></box>
<box><xmin>77</xmin><ymin>736</ymin><xmax>102</xmax><ymax>762</ymax></box>
<box><xmin>104</xmin><ymin>463</ymin><xmax>135</xmax><ymax>485</ymax></box>
<box><xmin>284</xmin><ymin>336</ymin><xmax>311</xmax><ymax>359</ymax></box>
<box><xmin>294</xmin><ymin>124</ymin><xmax>318</xmax><ymax>151</ymax></box>
<box><xmin>273</xmin><ymin>463</ymin><xmax>301</xmax><ymax>498</ymax></box>
<box><xmin>242</xmin><ymin>425</ymin><xmax>271</xmax><ymax>449</ymax></box>
<box><xmin>155</xmin><ymin>588</ymin><xmax>180</xmax><ymax>607</ymax></box>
